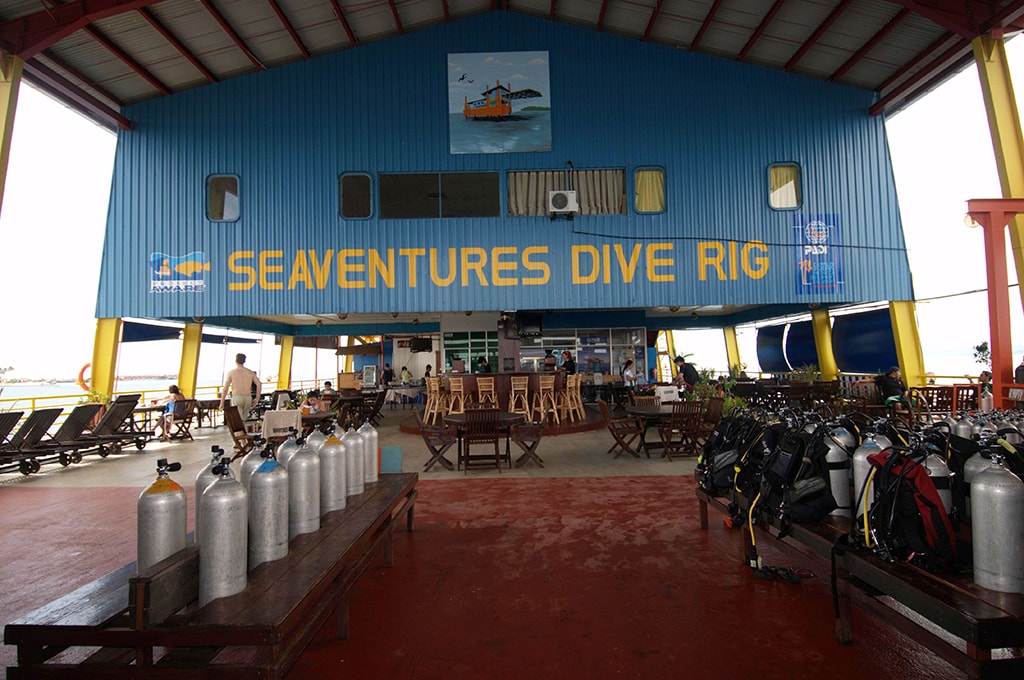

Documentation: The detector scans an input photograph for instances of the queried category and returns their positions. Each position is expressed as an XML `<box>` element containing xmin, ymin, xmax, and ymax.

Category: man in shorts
<box><xmin>220</xmin><ymin>353</ymin><xmax>261</xmax><ymax>419</ymax></box>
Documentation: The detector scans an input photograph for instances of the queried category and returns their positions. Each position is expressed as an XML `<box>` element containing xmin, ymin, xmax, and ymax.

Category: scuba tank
<box><xmin>341</xmin><ymin>424</ymin><xmax>366</xmax><ymax>497</ymax></box>
<box><xmin>198</xmin><ymin>457</ymin><xmax>248</xmax><ymax>606</ymax></box>
<box><xmin>996</xmin><ymin>421</ymin><xmax>1022</xmax><ymax>446</ymax></box>
<box><xmin>963</xmin><ymin>451</ymin><xmax>993</xmax><ymax>520</ymax></box>
<box><xmin>285</xmin><ymin>436</ymin><xmax>320</xmax><ymax>539</ymax></box>
<box><xmin>357</xmin><ymin>418</ymin><xmax>379</xmax><ymax>484</ymax></box>
<box><xmin>980</xmin><ymin>389</ymin><xmax>994</xmax><ymax>414</ymax></box>
<box><xmin>825</xmin><ymin>427</ymin><xmax>853</xmax><ymax>518</ymax></box>
<box><xmin>137</xmin><ymin>458</ymin><xmax>187</xmax><ymax>573</ymax></box>
<box><xmin>305</xmin><ymin>423</ymin><xmax>327</xmax><ymax>454</ymax></box>
<box><xmin>248</xmin><ymin>440</ymin><xmax>289</xmax><ymax>569</ymax></box>
<box><xmin>954</xmin><ymin>415</ymin><xmax>974</xmax><ymax>440</ymax></box>
<box><xmin>852</xmin><ymin>436</ymin><xmax>883</xmax><ymax>517</ymax></box>
<box><xmin>238</xmin><ymin>436</ymin><xmax>268</xmax><ymax>491</ymax></box>
<box><xmin>923</xmin><ymin>450</ymin><xmax>953</xmax><ymax>516</ymax></box>
<box><xmin>318</xmin><ymin>427</ymin><xmax>348</xmax><ymax>515</ymax></box>
<box><xmin>194</xmin><ymin>446</ymin><xmax>225</xmax><ymax>544</ymax></box>
<box><xmin>276</xmin><ymin>427</ymin><xmax>301</xmax><ymax>467</ymax></box>
<box><xmin>971</xmin><ymin>454</ymin><xmax>1024</xmax><ymax>593</ymax></box>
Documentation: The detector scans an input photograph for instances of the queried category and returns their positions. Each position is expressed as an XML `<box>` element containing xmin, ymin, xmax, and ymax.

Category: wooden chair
<box><xmin>531</xmin><ymin>374</ymin><xmax>559</xmax><ymax>424</ymax></box>
<box><xmin>423</xmin><ymin>377</ymin><xmax>448</xmax><ymax>424</ymax></box>
<box><xmin>447</xmin><ymin>377</ymin><xmax>468</xmax><ymax>415</ymax></box>
<box><xmin>462</xmin><ymin>406</ymin><xmax>502</xmax><ymax>473</ymax></box>
<box><xmin>597</xmin><ymin>399</ymin><xmax>642</xmax><ymax>458</ymax></box>
<box><xmin>657</xmin><ymin>400</ymin><xmax>704</xmax><ymax>460</ymax></box>
<box><xmin>508</xmin><ymin>376</ymin><xmax>530</xmax><ymax>417</ymax></box>
<box><xmin>631</xmin><ymin>394</ymin><xmax>660</xmax><ymax>408</ymax></box>
<box><xmin>510</xmin><ymin>413</ymin><xmax>546</xmax><ymax>468</ymax></box>
<box><xmin>912</xmin><ymin>385</ymin><xmax>953</xmax><ymax>418</ymax></box>
<box><xmin>696</xmin><ymin>396</ymin><xmax>725</xmax><ymax>447</ymax></box>
<box><xmin>556</xmin><ymin>374</ymin><xmax>586</xmax><ymax>423</ymax></box>
<box><xmin>415</xmin><ymin>410</ymin><xmax>455</xmax><ymax>472</ymax></box>
<box><xmin>168</xmin><ymin>399</ymin><xmax>197</xmax><ymax>441</ymax></box>
<box><xmin>224</xmin><ymin>405</ymin><xmax>255</xmax><ymax>461</ymax></box>
<box><xmin>476</xmin><ymin>376</ymin><xmax>498</xmax><ymax>407</ymax></box>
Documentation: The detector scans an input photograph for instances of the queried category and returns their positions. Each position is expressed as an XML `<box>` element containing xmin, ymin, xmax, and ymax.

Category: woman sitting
<box><xmin>299</xmin><ymin>389</ymin><xmax>323</xmax><ymax>414</ymax></box>
<box><xmin>153</xmin><ymin>385</ymin><xmax>185</xmax><ymax>442</ymax></box>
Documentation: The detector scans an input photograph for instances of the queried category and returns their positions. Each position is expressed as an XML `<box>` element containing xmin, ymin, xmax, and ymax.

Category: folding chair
<box><xmin>224</xmin><ymin>405</ymin><xmax>256</xmax><ymax>461</ymax></box>
<box><xmin>167</xmin><ymin>399</ymin><xmax>197</xmax><ymax>441</ymax></box>
<box><xmin>510</xmin><ymin>413</ymin><xmax>546</xmax><ymax>468</ymax></box>
<box><xmin>597</xmin><ymin>399</ymin><xmax>642</xmax><ymax>458</ymax></box>
<box><xmin>416</xmin><ymin>410</ymin><xmax>456</xmax><ymax>471</ymax></box>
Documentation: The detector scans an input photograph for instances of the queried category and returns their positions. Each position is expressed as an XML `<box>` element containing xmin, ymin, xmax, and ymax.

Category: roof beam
<box><xmin>137</xmin><ymin>7</ymin><xmax>217</xmax><ymax>84</ymax></box>
<box><xmin>267</xmin><ymin>0</ymin><xmax>310</xmax><ymax>59</ymax></box>
<box><xmin>690</xmin><ymin>0</ymin><xmax>723</xmax><ymax>51</ymax></box>
<box><xmin>597</xmin><ymin>0</ymin><xmax>609</xmax><ymax>31</ymax></box>
<box><xmin>829</xmin><ymin>8</ymin><xmax>910</xmax><ymax>82</ymax></box>
<box><xmin>440</xmin><ymin>0</ymin><xmax>451</xmax><ymax>23</ymax></box>
<box><xmin>84</xmin><ymin>24</ymin><xmax>171</xmax><ymax>96</ymax></box>
<box><xmin>23</xmin><ymin>58</ymin><xmax>130</xmax><ymax>131</ymax></box>
<box><xmin>0</xmin><ymin>0</ymin><xmax>162</xmax><ymax>59</ymax></box>
<box><xmin>644</xmin><ymin>0</ymin><xmax>665</xmax><ymax>41</ymax></box>
<box><xmin>549</xmin><ymin>0</ymin><xmax>557</xmax><ymax>21</ymax></box>
<box><xmin>327</xmin><ymin>0</ymin><xmax>358</xmax><ymax>47</ymax></box>
<box><xmin>784</xmin><ymin>0</ymin><xmax>853</xmax><ymax>72</ymax></box>
<box><xmin>738</xmin><ymin>0</ymin><xmax>787</xmax><ymax>61</ymax></box>
<box><xmin>387</xmin><ymin>0</ymin><xmax>405</xmax><ymax>35</ymax></box>
<box><xmin>198</xmin><ymin>0</ymin><xmax>264</xmax><ymax>70</ymax></box>
<box><xmin>41</xmin><ymin>50</ymin><xmax>124</xmax><ymax>108</ymax></box>
<box><xmin>868</xmin><ymin>38</ymin><xmax>971</xmax><ymax>115</ymax></box>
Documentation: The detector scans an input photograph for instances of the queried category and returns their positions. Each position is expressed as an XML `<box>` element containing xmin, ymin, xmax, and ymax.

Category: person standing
<box><xmin>321</xmin><ymin>381</ymin><xmax>337</xmax><ymax>395</ymax></box>
<box><xmin>1016</xmin><ymin>356</ymin><xmax>1024</xmax><ymax>385</ymax></box>
<box><xmin>560</xmin><ymin>351</ymin><xmax>577</xmax><ymax>375</ymax></box>
<box><xmin>424</xmin><ymin>364</ymin><xmax>432</xmax><ymax>379</ymax></box>
<box><xmin>621</xmin><ymin>359</ymin><xmax>636</xmax><ymax>387</ymax></box>
<box><xmin>220</xmin><ymin>353</ymin><xmax>261</xmax><ymax>419</ymax></box>
<box><xmin>674</xmin><ymin>355</ymin><xmax>699</xmax><ymax>388</ymax></box>
<box><xmin>476</xmin><ymin>356</ymin><xmax>492</xmax><ymax>373</ymax></box>
<box><xmin>381</xmin><ymin>363</ymin><xmax>395</xmax><ymax>384</ymax></box>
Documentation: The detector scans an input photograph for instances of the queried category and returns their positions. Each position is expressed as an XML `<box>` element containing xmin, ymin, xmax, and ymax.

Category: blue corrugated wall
<box><xmin>95</xmin><ymin>11</ymin><xmax>912</xmax><ymax>322</ymax></box>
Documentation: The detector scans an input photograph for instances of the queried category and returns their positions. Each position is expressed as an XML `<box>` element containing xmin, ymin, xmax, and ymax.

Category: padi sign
<box><xmin>793</xmin><ymin>216</ymin><xmax>844</xmax><ymax>295</ymax></box>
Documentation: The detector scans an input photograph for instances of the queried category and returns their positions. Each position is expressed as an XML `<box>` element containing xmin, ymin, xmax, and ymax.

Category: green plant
<box><xmin>722</xmin><ymin>394</ymin><xmax>747</xmax><ymax>415</ymax></box>
<box><xmin>973</xmin><ymin>341</ymin><xmax>991</xmax><ymax>368</ymax></box>
<box><xmin>789</xmin><ymin>363</ymin><xmax>819</xmax><ymax>383</ymax></box>
<box><xmin>79</xmin><ymin>388</ymin><xmax>111</xmax><ymax>405</ymax></box>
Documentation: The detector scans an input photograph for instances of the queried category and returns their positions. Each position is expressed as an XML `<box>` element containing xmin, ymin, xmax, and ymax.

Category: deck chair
<box><xmin>0</xmin><ymin>411</ymin><xmax>25</xmax><ymax>445</ymax></box>
<box><xmin>0</xmin><ymin>408</ymin><xmax>62</xmax><ymax>474</ymax></box>
<box><xmin>19</xmin><ymin>403</ymin><xmax>104</xmax><ymax>465</ymax></box>
<box><xmin>462</xmin><ymin>406</ymin><xmax>502</xmax><ymax>473</ymax></box>
<box><xmin>78</xmin><ymin>394</ymin><xmax>146</xmax><ymax>454</ymax></box>
<box><xmin>416</xmin><ymin>410</ymin><xmax>456</xmax><ymax>472</ymax></box>
<box><xmin>597</xmin><ymin>399</ymin><xmax>642</xmax><ymax>458</ymax></box>
<box><xmin>224</xmin><ymin>405</ymin><xmax>256</xmax><ymax>461</ymax></box>
<box><xmin>167</xmin><ymin>399</ymin><xmax>197</xmax><ymax>441</ymax></box>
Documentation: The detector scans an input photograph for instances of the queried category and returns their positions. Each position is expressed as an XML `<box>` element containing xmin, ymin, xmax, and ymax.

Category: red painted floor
<box><xmin>0</xmin><ymin>477</ymin><xmax>964</xmax><ymax>678</ymax></box>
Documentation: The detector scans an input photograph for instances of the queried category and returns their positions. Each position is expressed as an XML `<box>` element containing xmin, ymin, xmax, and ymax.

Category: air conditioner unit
<box><xmin>548</xmin><ymin>190</ymin><xmax>578</xmax><ymax>213</ymax></box>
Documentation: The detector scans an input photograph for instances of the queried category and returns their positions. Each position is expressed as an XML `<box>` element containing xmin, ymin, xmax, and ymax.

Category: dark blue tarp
<box><xmin>785</xmin><ymin>321</ymin><xmax>818</xmax><ymax>369</ymax></box>
<box><xmin>757</xmin><ymin>325</ymin><xmax>790</xmax><ymax>372</ymax></box>
<box><xmin>832</xmin><ymin>309</ymin><xmax>898</xmax><ymax>374</ymax></box>
<box><xmin>121</xmin><ymin>321</ymin><xmax>259</xmax><ymax>345</ymax></box>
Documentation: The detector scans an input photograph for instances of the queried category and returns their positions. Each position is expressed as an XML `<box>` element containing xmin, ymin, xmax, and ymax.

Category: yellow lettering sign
<box><xmin>228</xmin><ymin>251</ymin><xmax>255</xmax><ymax>291</ymax></box>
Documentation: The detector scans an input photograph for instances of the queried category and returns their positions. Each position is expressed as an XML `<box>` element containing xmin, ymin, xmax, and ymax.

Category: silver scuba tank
<box><xmin>852</xmin><ymin>436</ymin><xmax>883</xmax><ymax>517</ymax></box>
<box><xmin>318</xmin><ymin>428</ymin><xmax>348</xmax><ymax>515</ymax></box>
<box><xmin>971</xmin><ymin>455</ymin><xmax>1024</xmax><ymax>593</ymax></box>
<box><xmin>239</xmin><ymin>436</ymin><xmax>268</xmax><ymax>491</ymax></box>
<box><xmin>923</xmin><ymin>450</ymin><xmax>953</xmax><ymax>516</ymax></box>
<box><xmin>996</xmin><ymin>421</ymin><xmax>1022</xmax><ymax>446</ymax></box>
<box><xmin>342</xmin><ymin>425</ymin><xmax>366</xmax><ymax>497</ymax></box>
<box><xmin>247</xmin><ymin>443</ymin><xmax>289</xmax><ymax>569</ymax></box>
<box><xmin>194</xmin><ymin>446</ymin><xmax>225</xmax><ymax>544</ymax></box>
<box><xmin>198</xmin><ymin>458</ymin><xmax>248</xmax><ymax>606</ymax></box>
<box><xmin>276</xmin><ymin>427</ymin><xmax>301</xmax><ymax>468</ymax></box>
<box><xmin>980</xmin><ymin>390</ymin><xmax>994</xmax><ymax>414</ymax></box>
<box><xmin>954</xmin><ymin>415</ymin><xmax>974</xmax><ymax>440</ymax></box>
<box><xmin>137</xmin><ymin>458</ymin><xmax>187</xmax><ymax>573</ymax></box>
<box><xmin>285</xmin><ymin>436</ymin><xmax>320</xmax><ymax>539</ymax></box>
<box><xmin>825</xmin><ymin>427</ymin><xmax>853</xmax><ymax>518</ymax></box>
<box><xmin>963</xmin><ymin>451</ymin><xmax>993</xmax><ymax>519</ymax></box>
<box><xmin>358</xmin><ymin>418</ymin><xmax>379</xmax><ymax>484</ymax></box>
<box><xmin>305</xmin><ymin>424</ymin><xmax>327</xmax><ymax>454</ymax></box>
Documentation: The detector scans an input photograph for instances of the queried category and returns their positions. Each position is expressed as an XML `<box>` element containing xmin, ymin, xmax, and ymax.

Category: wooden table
<box><xmin>625</xmin><ymin>404</ymin><xmax>672</xmax><ymax>455</ymax></box>
<box><xmin>196</xmin><ymin>398</ymin><xmax>222</xmax><ymax>427</ymax></box>
<box><xmin>443</xmin><ymin>412</ymin><xmax>525</xmax><ymax>469</ymax></box>
<box><xmin>130</xmin><ymin>405</ymin><xmax>165</xmax><ymax>434</ymax></box>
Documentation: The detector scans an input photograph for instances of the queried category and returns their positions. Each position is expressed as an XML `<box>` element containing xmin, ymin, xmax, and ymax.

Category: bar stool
<box><xmin>508</xmin><ymin>376</ymin><xmax>530</xmax><ymax>417</ymax></box>
<box><xmin>558</xmin><ymin>374</ymin><xmax>585</xmax><ymax>423</ymax></box>
<box><xmin>532</xmin><ymin>374</ymin><xmax>559</xmax><ymax>424</ymax></box>
<box><xmin>423</xmin><ymin>376</ymin><xmax>447</xmax><ymax>424</ymax></box>
<box><xmin>447</xmin><ymin>376</ymin><xmax>467</xmax><ymax>414</ymax></box>
<box><xmin>476</xmin><ymin>376</ymin><xmax>498</xmax><ymax>407</ymax></box>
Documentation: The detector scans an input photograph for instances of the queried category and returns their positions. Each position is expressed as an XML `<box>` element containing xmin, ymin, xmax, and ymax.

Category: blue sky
<box><xmin>1</xmin><ymin>41</ymin><xmax>1022</xmax><ymax>382</ymax></box>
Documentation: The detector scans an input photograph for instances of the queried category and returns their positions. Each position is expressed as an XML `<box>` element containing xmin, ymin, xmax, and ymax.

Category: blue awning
<box><xmin>121</xmin><ymin>321</ymin><xmax>259</xmax><ymax>345</ymax></box>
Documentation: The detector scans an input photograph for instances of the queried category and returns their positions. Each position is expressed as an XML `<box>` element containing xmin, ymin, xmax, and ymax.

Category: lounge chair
<box><xmin>0</xmin><ymin>408</ymin><xmax>63</xmax><ymax>475</ymax></box>
<box><xmin>17</xmin><ymin>403</ymin><xmax>105</xmax><ymax>467</ymax></box>
<box><xmin>76</xmin><ymin>394</ymin><xmax>149</xmax><ymax>455</ymax></box>
<box><xmin>0</xmin><ymin>411</ymin><xmax>25</xmax><ymax>445</ymax></box>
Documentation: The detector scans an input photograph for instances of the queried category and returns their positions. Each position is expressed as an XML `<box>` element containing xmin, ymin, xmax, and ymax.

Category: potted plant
<box><xmin>79</xmin><ymin>388</ymin><xmax>112</xmax><ymax>428</ymax></box>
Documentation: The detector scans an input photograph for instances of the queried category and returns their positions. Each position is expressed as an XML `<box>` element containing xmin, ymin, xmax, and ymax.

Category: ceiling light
<box><xmin>668</xmin><ymin>306</ymin><xmax>680</xmax><ymax>313</ymax></box>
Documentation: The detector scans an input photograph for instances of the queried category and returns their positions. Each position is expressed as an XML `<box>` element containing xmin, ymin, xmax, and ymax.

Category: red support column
<box><xmin>966</xmin><ymin>198</ymin><xmax>1024</xmax><ymax>409</ymax></box>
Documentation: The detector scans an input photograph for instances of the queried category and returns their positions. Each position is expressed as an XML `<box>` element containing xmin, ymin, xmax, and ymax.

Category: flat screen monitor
<box><xmin>410</xmin><ymin>337</ymin><xmax>432</xmax><ymax>353</ymax></box>
<box><xmin>517</xmin><ymin>312</ymin><xmax>543</xmax><ymax>337</ymax></box>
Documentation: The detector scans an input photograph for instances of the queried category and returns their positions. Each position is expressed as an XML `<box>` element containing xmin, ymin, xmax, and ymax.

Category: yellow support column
<box><xmin>0</xmin><ymin>54</ymin><xmax>23</xmax><ymax>216</ymax></box>
<box><xmin>889</xmin><ymin>301</ymin><xmax>926</xmax><ymax>388</ymax></box>
<box><xmin>974</xmin><ymin>34</ymin><xmax>1024</xmax><ymax>314</ymax></box>
<box><xmin>663</xmin><ymin>330</ymin><xmax>677</xmax><ymax>382</ymax></box>
<box><xmin>723</xmin><ymin>327</ymin><xmax>741</xmax><ymax>376</ymax></box>
<box><xmin>810</xmin><ymin>309</ymin><xmax>839</xmax><ymax>381</ymax></box>
<box><xmin>277</xmin><ymin>336</ymin><xmax>294</xmax><ymax>390</ymax></box>
<box><xmin>90</xmin><ymin>318</ymin><xmax>122</xmax><ymax>399</ymax></box>
<box><xmin>178</xmin><ymin>323</ymin><xmax>203</xmax><ymax>398</ymax></box>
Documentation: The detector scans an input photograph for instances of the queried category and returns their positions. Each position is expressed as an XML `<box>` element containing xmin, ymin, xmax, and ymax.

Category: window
<box><xmin>507</xmin><ymin>169</ymin><xmax>626</xmax><ymax>216</ymax></box>
<box><xmin>340</xmin><ymin>174</ymin><xmax>372</xmax><ymax>219</ymax></box>
<box><xmin>635</xmin><ymin>168</ymin><xmax>665</xmax><ymax>213</ymax></box>
<box><xmin>379</xmin><ymin>172</ymin><xmax>500</xmax><ymax>218</ymax></box>
<box><xmin>207</xmin><ymin>175</ymin><xmax>239</xmax><ymax>221</ymax></box>
<box><xmin>769</xmin><ymin>164</ymin><xmax>801</xmax><ymax>209</ymax></box>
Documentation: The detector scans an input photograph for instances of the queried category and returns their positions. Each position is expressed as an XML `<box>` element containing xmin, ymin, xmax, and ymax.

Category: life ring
<box><xmin>76</xmin><ymin>363</ymin><xmax>91</xmax><ymax>392</ymax></box>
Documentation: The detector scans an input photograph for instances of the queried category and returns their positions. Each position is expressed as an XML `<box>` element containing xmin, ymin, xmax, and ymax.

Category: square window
<box><xmin>340</xmin><ymin>174</ymin><xmax>372</xmax><ymax>218</ymax></box>
<box><xmin>769</xmin><ymin>164</ymin><xmax>801</xmax><ymax>209</ymax></box>
<box><xmin>208</xmin><ymin>175</ymin><xmax>239</xmax><ymax>221</ymax></box>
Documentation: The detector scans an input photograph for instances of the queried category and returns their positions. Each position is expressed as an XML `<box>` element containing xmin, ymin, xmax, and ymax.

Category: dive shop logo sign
<box><xmin>149</xmin><ymin>252</ymin><xmax>210</xmax><ymax>293</ymax></box>
<box><xmin>793</xmin><ymin>216</ymin><xmax>844</xmax><ymax>295</ymax></box>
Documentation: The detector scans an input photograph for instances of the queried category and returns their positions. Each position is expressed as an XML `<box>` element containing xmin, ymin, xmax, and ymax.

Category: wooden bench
<box><xmin>5</xmin><ymin>472</ymin><xmax>418</xmax><ymax>679</ymax></box>
<box><xmin>695</xmin><ymin>477</ymin><xmax>1024</xmax><ymax>679</ymax></box>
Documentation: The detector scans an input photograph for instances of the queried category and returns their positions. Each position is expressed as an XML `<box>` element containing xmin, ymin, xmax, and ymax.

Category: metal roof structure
<box><xmin>3</xmin><ymin>0</ymin><xmax>1023</xmax><ymax>132</ymax></box>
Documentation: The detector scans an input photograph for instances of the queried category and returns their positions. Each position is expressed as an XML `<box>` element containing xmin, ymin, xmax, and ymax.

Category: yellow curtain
<box><xmin>769</xmin><ymin>165</ymin><xmax>799</xmax><ymax>208</ymax></box>
<box><xmin>635</xmin><ymin>169</ymin><xmax>665</xmax><ymax>212</ymax></box>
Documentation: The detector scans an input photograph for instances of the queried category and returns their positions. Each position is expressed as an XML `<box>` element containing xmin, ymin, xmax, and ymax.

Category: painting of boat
<box><xmin>464</xmin><ymin>81</ymin><xmax>542</xmax><ymax>120</ymax></box>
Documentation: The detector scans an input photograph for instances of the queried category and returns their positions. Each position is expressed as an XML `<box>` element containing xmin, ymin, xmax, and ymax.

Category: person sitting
<box><xmin>875</xmin><ymin>366</ymin><xmax>908</xmax><ymax>406</ymax></box>
<box><xmin>153</xmin><ymin>384</ymin><xmax>185</xmax><ymax>442</ymax></box>
<box><xmin>321</xmin><ymin>381</ymin><xmax>337</xmax><ymax>395</ymax></box>
<box><xmin>299</xmin><ymin>389</ymin><xmax>323</xmax><ymax>414</ymax></box>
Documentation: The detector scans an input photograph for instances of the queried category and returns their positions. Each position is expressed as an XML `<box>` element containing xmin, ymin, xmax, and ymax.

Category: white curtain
<box><xmin>507</xmin><ymin>169</ymin><xmax>625</xmax><ymax>215</ymax></box>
